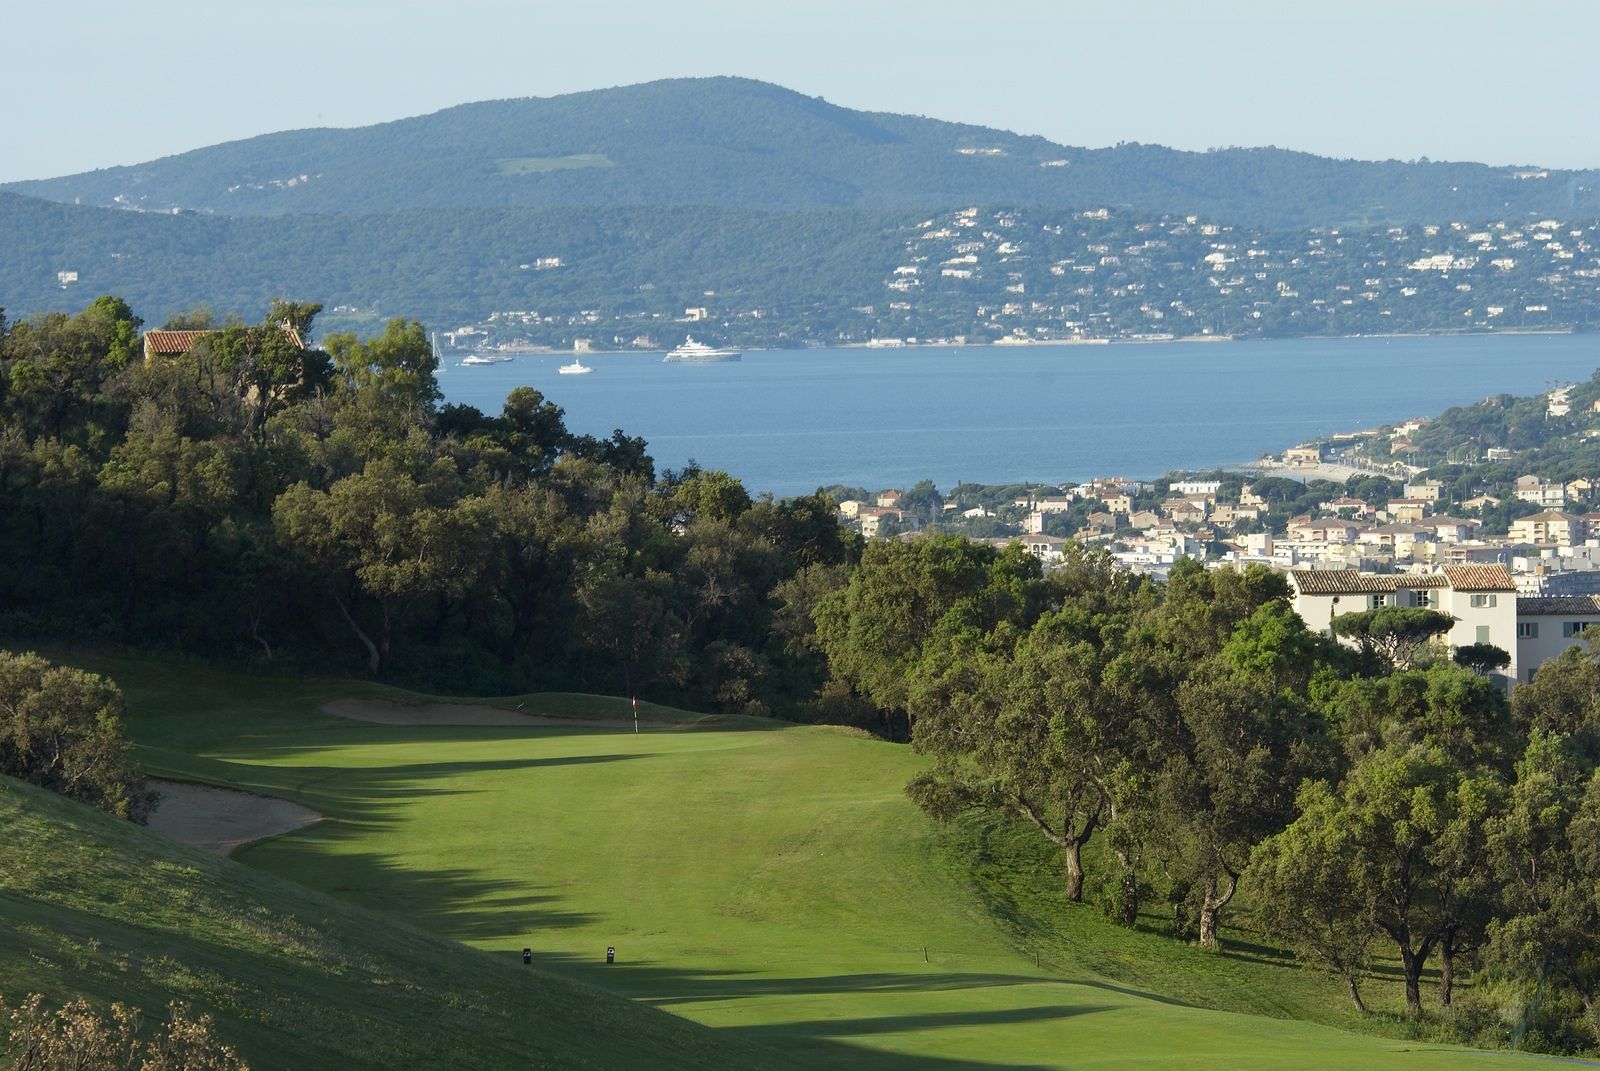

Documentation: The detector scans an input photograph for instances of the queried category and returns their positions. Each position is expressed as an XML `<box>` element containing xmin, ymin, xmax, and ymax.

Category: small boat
<box><xmin>664</xmin><ymin>336</ymin><xmax>741</xmax><ymax>363</ymax></box>
<box><xmin>558</xmin><ymin>360</ymin><xmax>592</xmax><ymax>375</ymax></box>
<box><xmin>460</xmin><ymin>353</ymin><xmax>514</xmax><ymax>366</ymax></box>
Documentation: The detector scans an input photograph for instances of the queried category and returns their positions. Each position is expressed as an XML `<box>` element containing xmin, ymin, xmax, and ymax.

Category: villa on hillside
<box><xmin>1286</xmin><ymin>564</ymin><xmax>1600</xmax><ymax>685</ymax></box>
<box><xmin>1288</xmin><ymin>565</ymin><xmax>1519</xmax><ymax>682</ymax></box>
<box><xmin>142</xmin><ymin>324</ymin><xmax>304</xmax><ymax>363</ymax></box>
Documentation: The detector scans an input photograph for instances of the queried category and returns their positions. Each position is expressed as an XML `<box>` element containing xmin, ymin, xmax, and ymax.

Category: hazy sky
<box><xmin>5</xmin><ymin>0</ymin><xmax>1597</xmax><ymax>183</ymax></box>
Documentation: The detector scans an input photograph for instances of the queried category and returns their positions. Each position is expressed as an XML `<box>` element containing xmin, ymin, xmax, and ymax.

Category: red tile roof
<box><xmin>1290</xmin><ymin>570</ymin><xmax>1448</xmax><ymax>595</ymax></box>
<box><xmin>1442</xmin><ymin>564</ymin><xmax>1516</xmax><ymax>592</ymax></box>
<box><xmin>142</xmin><ymin>330</ymin><xmax>213</xmax><ymax>355</ymax></box>
<box><xmin>142</xmin><ymin>325</ymin><xmax>304</xmax><ymax>357</ymax></box>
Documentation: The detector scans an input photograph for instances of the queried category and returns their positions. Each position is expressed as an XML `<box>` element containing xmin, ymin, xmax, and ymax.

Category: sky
<box><xmin>5</xmin><ymin>0</ymin><xmax>1598</xmax><ymax>183</ymax></box>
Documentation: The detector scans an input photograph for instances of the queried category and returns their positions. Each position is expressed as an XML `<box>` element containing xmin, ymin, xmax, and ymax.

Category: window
<box><xmin>1563</xmin><ymin>621</ymin><xmax>1594</xmax><ymax>638</ymax></box>
<box><xmin>1518</xmin><ymin>622</ymin><xmax>1540</xmax><ymax>639</ymax></box>
<box><xmin>1476</xmin><ymin>625</ymin><xmax>1491</xmax><ymax>645</ymax></box>
<box><xmin>1469</xmin><ymin>594</ymin><xmax>1498</xmax><ymax>608</ymax></box>
<box><xmin>1369</xmin><ymin>594</ymin><xmax>1388</xmax><ymax>609</ymax></box>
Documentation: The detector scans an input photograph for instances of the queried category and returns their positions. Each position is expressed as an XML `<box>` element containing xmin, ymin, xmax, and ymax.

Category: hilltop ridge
<box><xmin>6</xmin><ymin>76</ymin><xmax>1596</xmax><ymax>227</ymax></box>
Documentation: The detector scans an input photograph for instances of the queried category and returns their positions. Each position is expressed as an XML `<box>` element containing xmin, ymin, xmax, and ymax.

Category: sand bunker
<box><xmin>146</xmin><ymin>779</ymin><xmax>321</xmax><ymax>855</ymax></box>
<box><xmin>321</xmin><ymin>697</ymin><xmax>690</xmax><ymax>730</ymax></box>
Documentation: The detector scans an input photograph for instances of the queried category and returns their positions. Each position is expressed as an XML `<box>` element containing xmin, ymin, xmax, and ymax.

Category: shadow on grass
<box><xmin>216</xmin><ymin>753</ymin><xmax>653</xmax><ymax>941</ymax></box>
<box><xmin>181</xmin><ymin>751</ymin><xmax>644</xmax><ymax>834</ymax></box>
<box><xmin>531</xmin><ymin>963</ymin><xmax>1054</xmax><ymax>1000</ymax></box>
<box><xmin>724</xmin><ymin>1006</ymin><xmax>1107</xmax><ymax>1070</ymax></box>
<box><xmin>509</xmin><ymin>957</ymin><xmax>1120</xmax><ymax>1068</ymax></box>
<box><xmin>252</xmin><ymin>846</ymin><xmax>599</xmax><ymax>939</ymax></box>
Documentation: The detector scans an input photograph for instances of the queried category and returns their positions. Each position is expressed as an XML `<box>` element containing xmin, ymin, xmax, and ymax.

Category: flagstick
<box><xmin>632</xmin><ymin>695</ymin><xmax>639</xmax><ymax>734</ymax></box>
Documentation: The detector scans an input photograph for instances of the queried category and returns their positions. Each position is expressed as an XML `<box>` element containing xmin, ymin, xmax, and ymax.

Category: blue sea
<box><xmin>438</xmin><ymin>334</ymin><xmax>1600</xmax><ymax>496</ymax></box>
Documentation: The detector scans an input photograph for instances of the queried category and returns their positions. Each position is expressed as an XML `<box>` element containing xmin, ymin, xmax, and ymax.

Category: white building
<box><xmin>1515</xmin><ymin>595</ymin><xmax>1600</xmax><ymax>683</ymax></box>
<box><xmin>1514</xmin><ymin>475</ymin><xmax>1567</xmax><ymax>509</ymax></box>
<box><xmin>1288</xmin><ymin>565</ymin><xmax>1518</xmax><ymax>682</ymax></box>
<box><xmin>1509</xmin><ymin>511</ymin><xmax>1584</xmax><ymax>546</ymax></box>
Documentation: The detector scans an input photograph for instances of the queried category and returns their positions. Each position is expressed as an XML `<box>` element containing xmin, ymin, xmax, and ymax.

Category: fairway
<box><xmin>103</xmin><ymin>659</ymin><xmax>1574</xmax><ymax>1070</ymax></box>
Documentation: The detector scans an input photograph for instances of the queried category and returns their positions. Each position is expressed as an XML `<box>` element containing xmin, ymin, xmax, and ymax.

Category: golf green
<box><xmin>105</xmin><ymin>660</ymin><xmax>1562</xmax><ymax>1070</ymax></box>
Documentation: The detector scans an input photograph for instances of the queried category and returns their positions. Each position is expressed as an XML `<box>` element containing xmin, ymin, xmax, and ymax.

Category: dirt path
<box><xmin>146</xmin><ymin>779</ymin><xmax>322</xmax><ymax>855</ymax></box>
<box><xmin>320</xmin><ymin>697</ymin><xmax>693</xmax><ymax>730</ymax></box>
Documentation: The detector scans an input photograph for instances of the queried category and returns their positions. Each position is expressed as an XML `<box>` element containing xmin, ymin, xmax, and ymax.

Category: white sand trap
<box><xmin>146</xmin><ymin>779</ymin><xmax>321</xmax><ymax>855</ymax></box>
<box><xmin>321</xmin><ymin>697</ymin><xmax>693</xmax><ymax>730</ymax></box>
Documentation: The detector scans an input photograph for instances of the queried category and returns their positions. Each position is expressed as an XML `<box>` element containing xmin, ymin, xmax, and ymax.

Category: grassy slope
<box><xmin>0</xmin><ymin>777</ymin><xmax>791</xmax><ymax>1070</ymax></box>
<box><xmin>28</xmin><ymin>653</ymin><xmax>1588</xmax><ymax>1070</ymax></box>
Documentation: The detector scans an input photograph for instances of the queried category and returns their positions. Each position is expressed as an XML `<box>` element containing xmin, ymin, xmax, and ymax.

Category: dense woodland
<box><xmin>3</xmin><ymin>296</ymin><xmax>1599</xmax><ymax>1052</ymax></box>
<box><xmin>0</xmin><ymin>297</ymin><xmax>861</xmax><ymax>712</ymax></box>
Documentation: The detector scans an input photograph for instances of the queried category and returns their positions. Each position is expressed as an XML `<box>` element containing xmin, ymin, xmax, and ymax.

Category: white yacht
<box><xmin>664</xmin><ymin>336</ymin><xmax>741</xmax><ymax>363</ymax></box>
<box><xmin>460</xmin><ymin>353</ymin><xmax>513</xmax><ymax>366</ymax></box>
<box><xmin>558</xmin><ymin>360</ymin><xmax>592</xmax><ymax>375</ymax></box>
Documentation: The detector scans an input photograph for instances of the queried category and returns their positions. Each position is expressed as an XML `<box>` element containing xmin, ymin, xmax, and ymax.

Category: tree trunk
<box><xmin>1196</xmin><ymin>871</ymin><xmax>1238</xmax><ymax>951</ymax></box>
<box><xmin>1399</xmin><ymin>944</ymin><xmax>1424</xmax><ymax>1016</ymax></box>
<box><xmin>333</xmin><ymin>590</ymin><xmax>381</xmax><ymax>674</ymax></box>
<box><xmin>1114</xmin><ymin>849</ymin><xmax>1140</xmax><ymax>927</ymax></box>
<box><xmin>1064</xmin><ymin>841</ymin><xmax>1085</xmax><ymax>902</ymax></box>
<box><xmin>1440</xmin><ymin>939</ymin><xmax>1455</xmax><ymax>1008</ymax></box>
<box><xmin>247</xmin><ymin>606</ymin><xmax>273</xmax><ymax>662</ymax></box>
<box><xmin>1345</xmin><ymin>972</ymin><xmax>1369</xmax><ymax>1014</ymax></box>
<box><xmin>1014</xmin><ymin>797</ymin><xmax>1097</xmax><ymax>905</ymax></box>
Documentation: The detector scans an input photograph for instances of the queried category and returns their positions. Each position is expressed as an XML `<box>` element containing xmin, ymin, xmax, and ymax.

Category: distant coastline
<box><xmin>447</xmin><ymin>326</ymin><xmax>1581</xmax><ymax>358</ymax></box>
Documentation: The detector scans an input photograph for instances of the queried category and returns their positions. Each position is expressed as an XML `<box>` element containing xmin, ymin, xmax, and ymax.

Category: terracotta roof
<box><xmin>1292</xmin><ymin>566</ymin><xmax>1408</xmax><ymax>592</ymax></box>
<box><xmin>1290</xmin><ymin>569</ymin><xmax>1447</xmax><ymax>595</ymax></box>
<box><xmin>142</xmin><ymin>330</ymin><xmax>213</xmax><ymax>355</ymax></box>
<box><xmin>1518</xmin><ymin>595</ymin><xmax>1600</xmax><ymax>616</ymax></box>
<box><xmin>142</xmin><ymin>325</ymin><xmax>304</xmax><ymax>356</ymax></box>
<box><xmin>1442</xmin><ymin>564</ymin><xmax>1516</xmax><ymax>592</ymax></box>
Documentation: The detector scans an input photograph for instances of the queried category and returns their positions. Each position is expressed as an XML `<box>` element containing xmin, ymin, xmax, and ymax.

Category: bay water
<box><xmin>439</xmin><ymin>334</ymin><xmax>1600</xmax><ymax>496</ymax></box>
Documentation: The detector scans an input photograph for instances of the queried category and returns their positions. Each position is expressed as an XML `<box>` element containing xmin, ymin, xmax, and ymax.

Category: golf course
<box><xmin>4</xmin><ymin>653</ymin><xmax>1583</xmax><ymax>1069</ymax></box>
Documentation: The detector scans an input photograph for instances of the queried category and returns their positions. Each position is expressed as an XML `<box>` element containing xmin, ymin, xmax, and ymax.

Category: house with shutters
<box><xmin>1516</xmin><ymin>595</ymin><xmax>1600</xmax><ymax>682</ymax></box>
<box><xmin>1288</xmin><ymin>565</ymin><xmax>1518</xmax><ymax>682</ymax></box>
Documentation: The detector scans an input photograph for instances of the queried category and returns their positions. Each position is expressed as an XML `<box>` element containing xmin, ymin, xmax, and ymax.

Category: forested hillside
<box><xmin>5</xmin><ymin>194</ymin><xmax>1596</xmax><ymax>344</ymax></box>
<box><xmin>6</xmin><ymin>77</ymin><xmax>1596</xmax><ymax>227</ymax></box>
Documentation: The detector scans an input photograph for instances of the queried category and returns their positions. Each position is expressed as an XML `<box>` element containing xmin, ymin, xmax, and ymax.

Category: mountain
<box><xmin>5</xmin><ymin>77</ymin><xmax>1596</xmax><ymax>228</ymax></box>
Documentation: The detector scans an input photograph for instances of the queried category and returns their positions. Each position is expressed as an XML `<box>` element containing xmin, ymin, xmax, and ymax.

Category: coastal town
<box><xmin>409</xmin><ymin>204</ymin><xmax>1600</xmax><ymax>353</ymax></box>
<box><xmin>835</xmin><ymin>375</ymin><xmax>1600</xmax><ymax>686</ymax></box>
